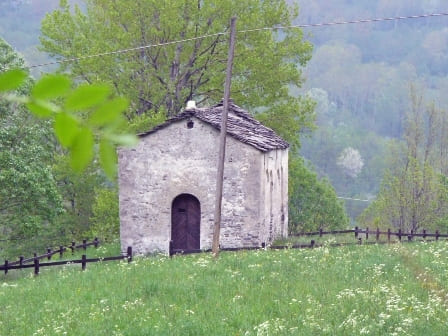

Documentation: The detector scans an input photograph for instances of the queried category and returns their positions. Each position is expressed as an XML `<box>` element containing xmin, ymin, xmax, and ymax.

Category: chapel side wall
<box><xmin>260</xmin><ymin>148</ymin><xmax>288</xmax><ymax>244</ymax></box>
<box><xmin>119</xmin><ymin>118</ymin><xmax>263</xmax><ymax>255</ymax></box>
<box><xmin>281</xmin><ymin>149</ymin><xmax>289</xmax><ymax>237</ymax></box>
<box><xmin>219</xmin><ymin>144</ymin><xmax>262</xmax><ymax>248</ymax></box>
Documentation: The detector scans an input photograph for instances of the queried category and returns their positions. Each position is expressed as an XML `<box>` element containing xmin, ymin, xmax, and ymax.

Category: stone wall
<box><xmin>260</xmin><ymin>149</ymin><xmax>289</xmax><ymax>243</ymax></box>
<box><xmin>118</xmin><ymin>115</ymin><xmax>288</xmax><ymax>255</ymax></box>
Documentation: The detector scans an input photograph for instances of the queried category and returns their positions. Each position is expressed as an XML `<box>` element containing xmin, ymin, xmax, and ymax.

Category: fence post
<box><xmin>408</xmin><ymin>230</ymin><xmax>413</xmax><ymax>242</ymax></box>
<box><xmin>387</xmin><ymin>229</ymin><xmax>391</xmax><ymax>243</ymax></box>
<box><xmin>358</xmin><ymin>238</ymin><xmax>362</xmax><ymax>245</ymax></box>
<box><xmin>47</xmin><ymin>248</ymin><xmax>52</xmax><ymax>260</ymax></box>
<box><xmin>376</xmin><ymin>228</ymin><xmax>380</xmax><ymax>241</ymax></box>
<box><xmin>59</xmin><ymin>246</ymin><xmax>64</xmax><ymax>258</ymax></box>
<box><xmin>169</xmin><ymin>240</ymin><xmax>173</xmax><ymax>257</ymax></box>
<box><xmin>4</xmin><ymin>260</ymin><xmax>8</xmax><ymax>275</ymax></box>
<box><xmin>310</xmin><ymin>240</ymin><xmax>315</xmax><ymax>248</ymax></box>
<box><xmin>82</xmin><ymin>254</ymin><xmax>87</xmax><ymax>271</ymax></box>
<box><xmin>319</xmin><ymin>228</ymin><xmax>323</xmax><ymax>237</ymax></box>
<box><xmin>127</xmin><ymin>246</ymin><xmax>132</xmax><ymax>263</ymax></box>
<box><xmin>365</xmin><ymin>227</ymin><xmax>369</xmax><ymax>240</ymax></box>
<box><xmin>19</xmin><ymin>256</ymin><xmax>24</xmax><ymax>266</ymax></box>
<box><xmin>355</xmin><ymin>226</ymin><xmax>358</xmax><ymax>238</ymax></box>
<box><xmin>71</xmin><ymin>241</ymin><xmax>75</xmax><ymax>254</ymax></box>
<box><xmin>94</xmin><ymin>237</ymin><xmax>99</xmax><ymax>248</ymax></box>
<box><xmin>83</xmin><ymin>239</ymin><xmax>87</xmax><ymax>251</ymax></box>
<box><xmin>423</xmin><ymin>229</ymin><xmax>427</xmax><ymax>239</ymax></box>
<box><xmin>436</xmin><ymin>230</ymin><xmax>439</xmax><ymax>241</ymax></box>
<box><xmin>261</xmin><ymin>242</ymin><xmax>266</xmax><ymax>249</ymax></box>
<box><xmin>398</xmin><ymin>229</ymin><xmax>402</xmax><ymax>241</ymax></box>
<box><xmin>34</xmin><ymin>257</ymin><xmax>39</xmax><ymax>276</ymax></box>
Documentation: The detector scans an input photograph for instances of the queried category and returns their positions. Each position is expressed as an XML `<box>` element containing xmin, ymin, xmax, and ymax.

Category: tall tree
<box><xmin>289</xmin><ymin>157</ymin><xmax>349</xmax><ymax>233</ymax></box>
<box><xmin>359</xmin><ymin>87</ymin><xmax>448</xmax><ymax>231</ymax></box>
<box><xmin>0</xmin><ymin>37</ymin><xmax>63</xmax><ymax>246</ymax></box>
<box><xmin>1</xmin><ymin>35</ymin><xmax>135</xmax><ymax>257</ymax></box>
<box><xmin>52</xmin><ymin>155</ymin><xmax>106</xmax><ymax>239</ymax></box>
<box><xmin>40</xmin><ymin>0</ymin><xmax>315</xmax><ymax>146</ymax></box>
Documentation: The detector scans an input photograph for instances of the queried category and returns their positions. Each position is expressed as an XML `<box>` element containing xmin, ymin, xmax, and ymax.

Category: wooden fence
<box><xmin>5</xmin><ymin>238</ymin><xmax>100</xmax><ymax>268</ymax></box>
<box><xmin>1</xmin><ymin>247</ymin><xmax>132</xmax><ymax>276</ymax></box>
<box><xmin>3</xmin><ymin>228</ymin><xmax>447</xmax><ymax>272</ymax></box>
<box><xmin>0</xmin><ymin>237</ymin><xmax>133</xmax><ymax>276</ymax></box>
<box><xmin>291</xmin><ymin>227</ymin><xmax>448</xmax><ymax>242</ymax></box>
<box><xmin>169</xmin><ymin>227</ymin><xmax>448</xmax><ymax>256</ymax></box>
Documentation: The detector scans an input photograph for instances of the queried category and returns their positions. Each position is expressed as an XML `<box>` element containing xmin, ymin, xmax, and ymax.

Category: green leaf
<box><xmin>26</xmin><ymin>100</ymin><xmax>59</xmax><ymax>118</ymax></box>
<box><xmin>90</xmin><ymin>97</ymin><xmax>129</xmax><ymax>126</ymax></box>
<box><xmin>103</xmin><ymin>115</ymin><xmax>127</xmax><ymax>132</ymax></box>
<box><xmin>65</xmin><ymin>84</ymin><xmax>111</xmax><ymax>111</ymax></box>
<box><xmin>109</xmin><ymin>134</ymin><xmax>139</xmax><ymax>146</ymax></box>
<box><xmin>70</xmin><ymin>128</ymin><xmax>94</xmax><ymax>172</ymax></box>
<box><xmin>99</xmin><ymin>139</ymin><xmax>117</xmax><ymax>179</ymax></box>
<box><xmin>31</xmin><ymin>74</ymin><xmax>71</xmax><ymax>100</ymax></box>
<box><xmin>54</xmin><ymin>112</ymin><xmax>80</xmax><ymax>147</ymax></box>
<box><xmin>0</xmin><ymin>69</ymin><xmax>27</xmax><ymax>92</ymax></box>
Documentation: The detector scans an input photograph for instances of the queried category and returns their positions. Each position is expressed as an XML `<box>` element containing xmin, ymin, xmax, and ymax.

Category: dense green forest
<box><xmin>1</xmin><ymin>0</ymin><xmax>448</xmax><ymax>256</ymax></box>
<box><xmin>0</xmin><ymin>0</ymin><xmax>83</xmax><ymax>76</ymax></box>
<box><xmin>295</xmin><ymin>0</ymin><xmax>448</xmax><ymax>223</ymax></box>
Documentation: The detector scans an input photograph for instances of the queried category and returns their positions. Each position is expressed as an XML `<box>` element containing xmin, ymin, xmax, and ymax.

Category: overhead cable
<box><xmin>19</xmin><ymin>12</ymin><xmax>448</xmax><ymax>70</ymax></box>
<box><xmin>242</xmin><ymin>12</ymin><xmax>448</xmax><ymax>33</ymax></box>
<box><xmin>27</xmin><ymin>32</ymin><xmax>226</xmax><ymax>69</ymax></box>
<box><xmin>337</xmin><ymin>196</ymin><xmax>371</xmax><ymax>202</ymax></box>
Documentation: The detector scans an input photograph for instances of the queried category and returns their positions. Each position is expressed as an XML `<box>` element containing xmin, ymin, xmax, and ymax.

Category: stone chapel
<box><xmin>118</xmin><ymin>100</ymin><xmax>288</xmax><ymax>255</ymax></box>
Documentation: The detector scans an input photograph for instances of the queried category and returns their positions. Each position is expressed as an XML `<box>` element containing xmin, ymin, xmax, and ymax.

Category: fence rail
<box><xmin>291</xmin><ymin>227</ymin><xmax>448</xmax><ymax>242</ymax></box>
<box><xmin>5</xmin><ymin>238</ymin><xmax>100</xmax><ymax>267</ymax></box>
<box><xmin>3</xmin><ymin>228</ymin><xmax>447</xmax><ymax>272</ymax></box>
<box><xmin>169</xmin><ymin>227</ymin><xmax>448</xmax><ymax>256</ymax></box>
<box><xmin>1</xmin><ymin>246</ymin><xmax>132</xmax><ymax>275</ymax></box>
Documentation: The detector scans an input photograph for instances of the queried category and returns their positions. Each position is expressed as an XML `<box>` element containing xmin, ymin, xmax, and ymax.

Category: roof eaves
<box><xmin>137</xmin><ymin>110</ymin><xmax>196</xmax><ymax>138</ymax></box>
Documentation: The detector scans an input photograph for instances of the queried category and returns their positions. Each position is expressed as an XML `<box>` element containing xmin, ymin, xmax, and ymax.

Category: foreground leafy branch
<box><xmin>0</xmin><ymin>69</ymin><xmax>137</xmax><ymax>178</ymax></box>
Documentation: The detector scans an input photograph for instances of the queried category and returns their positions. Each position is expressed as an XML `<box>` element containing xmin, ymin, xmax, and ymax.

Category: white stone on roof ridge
<box><xmin>139</xmin><ymin>100</ymin><xmax>289</xmax><ymax>152</ymax></box>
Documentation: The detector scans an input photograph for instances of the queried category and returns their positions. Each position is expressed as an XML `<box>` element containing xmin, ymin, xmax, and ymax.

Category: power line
<box><xmin>242</xmin><ymin>12</ymin><xmax>448</xmax><ymax>33</ymax></box>
<box><xmin>27</xmin><ymin>32</ymin><xmax>226</xmax><ymax>69</ymax></box>
<box><xmin>23</xmin><ymin>12</ymin><xmax>448</xmax><ymax>70</ymax></box>
<box><xmin>337</xmin><ymin>196</ymin><xmax>371</xmax><ymax>202</ymax></box>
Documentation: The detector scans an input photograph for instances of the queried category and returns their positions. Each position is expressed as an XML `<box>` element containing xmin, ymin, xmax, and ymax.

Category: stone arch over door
<box><xmin>171</xmin><ymin>194</ymin><xmax>201</xmax><ymax>250</ymax></box>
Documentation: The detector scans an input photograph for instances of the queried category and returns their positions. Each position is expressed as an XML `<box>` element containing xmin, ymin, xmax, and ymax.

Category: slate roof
<box><xmin>138</xmin><ymin>100</ymin><xmax>289</xmax><ymax>152</ymax></box>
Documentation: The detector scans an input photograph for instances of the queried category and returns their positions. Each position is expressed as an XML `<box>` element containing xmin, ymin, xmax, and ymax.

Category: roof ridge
<box><xmin>138</xmin><ymin>100</ymin><xmax>289</xmax><ymax>152</ymax></box>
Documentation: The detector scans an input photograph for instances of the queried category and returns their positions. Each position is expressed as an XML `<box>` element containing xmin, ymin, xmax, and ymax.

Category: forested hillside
<box><xmin>293</xmin><ymin>0</ymin><xmax>448</xmax><ymax>221</ymax></box>
<box><xmin>0</xmin><ymin>0</ymin><xmax>82</xmax><ymax>75</ymax></box>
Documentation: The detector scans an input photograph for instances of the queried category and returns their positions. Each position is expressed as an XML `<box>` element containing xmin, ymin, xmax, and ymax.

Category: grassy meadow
<box><xmin>1</xmin><ymin>241</ymin><xmax>448</xmax><ymax>335</ymax></box>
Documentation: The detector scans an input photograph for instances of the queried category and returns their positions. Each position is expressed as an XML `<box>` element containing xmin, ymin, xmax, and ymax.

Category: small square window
<box><xmin>187</xmin><ymin>120</ymin><xmax>194</xmax><ymax>129</ymax></box>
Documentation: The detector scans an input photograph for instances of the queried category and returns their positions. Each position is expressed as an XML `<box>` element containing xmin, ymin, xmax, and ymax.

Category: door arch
<box><xmin>171</xmin><ymin>194</ymin><xmax>200</xmax><ymax>250</ymax></box>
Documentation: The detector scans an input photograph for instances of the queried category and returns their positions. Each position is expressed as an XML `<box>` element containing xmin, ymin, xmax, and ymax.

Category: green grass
<box><xmin>1</xmin><ymin>242</ymin><xmax>448</xmax><ymax>335</ymax></box>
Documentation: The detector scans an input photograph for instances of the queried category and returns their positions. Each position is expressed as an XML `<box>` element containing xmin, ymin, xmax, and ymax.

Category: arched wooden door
<box><xmin>171</xmin><ymin>194</ymin><xmax>200</xmax><ymax>250</ymax></box>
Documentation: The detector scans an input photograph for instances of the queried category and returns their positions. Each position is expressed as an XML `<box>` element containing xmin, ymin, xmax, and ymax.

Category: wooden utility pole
<box><xmin>212</xmin><ymin>16</ymin><xmax>237</xmax><ymax>257</ymax></box>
